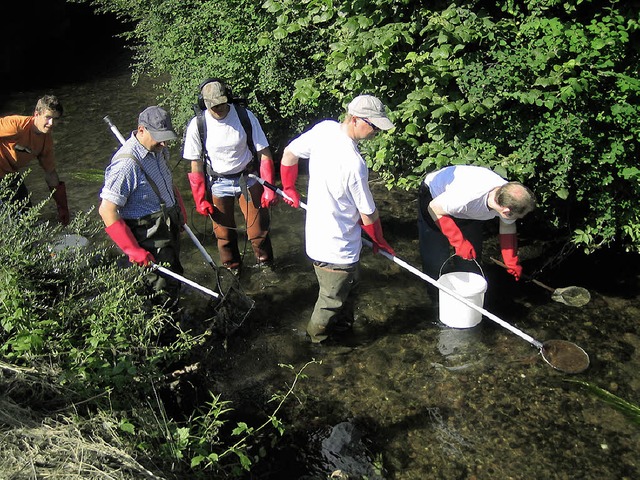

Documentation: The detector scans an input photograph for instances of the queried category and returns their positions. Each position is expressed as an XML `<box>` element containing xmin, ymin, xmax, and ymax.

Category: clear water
<box><xmin>3</xmin><ymin>68</ymin><xmax>639</xmax><ymax>480</ymax></box>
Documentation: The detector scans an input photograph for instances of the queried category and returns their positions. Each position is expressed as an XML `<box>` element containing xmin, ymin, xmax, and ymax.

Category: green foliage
<box><xmin>172</xmin><ymin>361</ymin><xmax>318</xmax><ymax>475</ymax></box>
<box><xmin>261</xmin><ymin>0</ymin><xmax>640</xmax><ymax>253</ymax></box>
<box><xmin>0</xmin><ymin>173</ymin><xmax>180</xmax><ymax>398</ymax></box>
<box><xmin>70</xmin><ymin>0</ymin><xmax>325</xmax><ymax>151</ymax></box>
<box><xmin>70</xmin><ymin>0</ymin><xmax>640</xmax><ymax>253</ymax></box>
<box><xmin>0</xmin><ymin>174</ymin><xmax>311</xmax><ymax>478</ymax></box>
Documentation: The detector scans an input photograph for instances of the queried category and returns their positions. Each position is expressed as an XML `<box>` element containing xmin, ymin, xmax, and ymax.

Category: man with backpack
<box><xmin>183</xmin><ymin>79</ymin><xmax>277</xmax><ymax>272</ymax></box>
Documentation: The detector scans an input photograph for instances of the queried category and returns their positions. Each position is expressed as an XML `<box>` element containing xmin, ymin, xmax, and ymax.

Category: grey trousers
<box><xmin>307</xmin><ymin>261</ymin><xmax>360</xmax><ymax>343</ymax></box>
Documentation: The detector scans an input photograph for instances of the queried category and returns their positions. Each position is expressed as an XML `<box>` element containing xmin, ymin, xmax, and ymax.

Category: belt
<box><xmin>206</xmin><ymin>163</ymin><xmax>252</xmax><ymax>179</ymax></box>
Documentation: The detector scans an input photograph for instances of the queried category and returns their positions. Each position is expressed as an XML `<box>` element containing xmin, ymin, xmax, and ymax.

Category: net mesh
<box><xmin>551</xmin><ymin>286</ymin><xmax>591</xmax><ymax>307</ymax></box>
<box><xmin>210</xmin><ymin>281</ymin><xmax>255</xmax><ymax>337</ymax></box>
<box><xmin>205</xmin><ymin>269</ymin><xmax>255</xmax><ymax>338</ymax></box>
<box><xmin>541</xmin><ymin>339</ymin><xmax>590</xmax><ymax>374</ymax></box>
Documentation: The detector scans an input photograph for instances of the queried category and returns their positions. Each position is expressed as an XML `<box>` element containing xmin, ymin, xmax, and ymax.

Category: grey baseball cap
<box><xmin>347</xmin><ymin>95</ymin><xmax>394</xmax><ymax>130</ymax></box>
<box><xmin>138</xmin><ymin>106</ymin><xmax>177</xmax><ymax>142</ymax></box>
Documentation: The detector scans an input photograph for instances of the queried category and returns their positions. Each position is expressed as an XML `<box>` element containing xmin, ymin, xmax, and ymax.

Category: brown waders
<box><xmin>210</xmin><ymin>179</ymin><xmax>273</xmax><ymax>270</ymax></box>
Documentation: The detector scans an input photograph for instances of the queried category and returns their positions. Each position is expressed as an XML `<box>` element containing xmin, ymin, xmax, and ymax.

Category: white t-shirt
<box><xmin>182</xmin><ymin>105</ymin><xmax>269</xmax><ymax>175</ymax></box>
<box><xmin>286</xmin><ymin>120</ymin><xmax>376</xmax><ymax>264</ymax></box>
<box><xmin>423</xmin><ymin>165</ymin><xmax>514</xmax><ymax>223</ymax></box>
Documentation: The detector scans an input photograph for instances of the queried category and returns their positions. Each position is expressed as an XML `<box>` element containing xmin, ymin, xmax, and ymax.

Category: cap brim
<box><xmin>149</xmin><ymin>129</ymin><xmax>178</xmax><ymax>142</ymax></box>
<box><xmin>204</xmin><ymin>96</ymin><xmax>228</xmax><ymax>108</ymax></box>
<box><xmin>369</xmin><ymin>116</ymin><xmax>394</xmax><ymax>131</ymax></box>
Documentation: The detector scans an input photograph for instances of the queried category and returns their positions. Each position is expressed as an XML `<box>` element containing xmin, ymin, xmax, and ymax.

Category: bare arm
<box><xmin>190</xmin><ymin>159</ymin><xmax>204</xmax><ymax>174</ymax></box>
<box><xmin>360</xmin><ymin>209</ymin><xmax>380</xmax><ymax>226</ymax></box>
<box><xmin>258</xmin><ymin>146</ymin><xmax>273</xmax><ymax>164</ymax></box>
<box><xmin>98</xmin><ymin>199</ymin><xmax>121</xmax><ymax>228</ymax></box>
<box><xmin>281</xmin><ymin>147</ymin><xmax>299</xmax><ymax>167</ymax></box>
<box><xmin>499</xmin><ymin>219</ymin><xmax>517</xmax><ymax>234</ymax></box>
<box><xmin>426</xmin><ymin>198</ymin><xmax>449</xmax><ymax>222</ymax></box>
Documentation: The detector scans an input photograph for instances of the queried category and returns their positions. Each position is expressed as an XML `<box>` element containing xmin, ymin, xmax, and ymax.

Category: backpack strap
<box><xmin>234</xmin><ymin>104</ymin><xmax>258</xmax><ymax>168</ymax></box>
<box><xmin>113</xmin><ymin>153</ymin><xmax>172</xmax><ymax>216</ymax></box>
<box><xmin>194</xmin><ymin>105</ymin><xmax>210</xmax><ymax>165</ymax></box>
<box><xmin>196</xmin><ymin>103</ymin><xmax>259</xmax><ymax>179</ymax></box>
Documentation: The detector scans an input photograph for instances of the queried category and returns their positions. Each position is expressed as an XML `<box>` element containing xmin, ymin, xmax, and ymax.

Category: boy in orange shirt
<box><xmin>0</xmin><ymin>95</ymin><xmax>69</xmax><ymax>224</ymax></box>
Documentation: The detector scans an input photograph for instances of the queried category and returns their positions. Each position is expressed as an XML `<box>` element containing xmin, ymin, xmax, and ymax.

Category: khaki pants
<box><xmin>307</xmin><ymin>261</ymin><xmax>360</xmax><ymax>343</ymax></box>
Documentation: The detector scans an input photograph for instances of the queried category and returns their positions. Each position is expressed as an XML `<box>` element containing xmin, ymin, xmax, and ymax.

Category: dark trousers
<box><xmin>125</xmin><ymin>205</ymin><xmax>183</xmax><ymax>305</ymax></box>
<box><xmin>417</xmin><ymin>185</ymin><xmax>484</xmax><ymax>283</ymax></box>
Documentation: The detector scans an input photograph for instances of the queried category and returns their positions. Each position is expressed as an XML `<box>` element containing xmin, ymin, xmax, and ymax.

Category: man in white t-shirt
<box><xmin>419</xmin><ymin>165</ymin><xmax>536</xmax><ymax>293</ymax></box>
<box><xmin>183</xmin><ymin>79</ymin><xmax>277</xmax><ymax>272</ymax></box>
<box><xmin>280</xmin><ymin>94</ymin><xmax>396</xmax><ymax>343</ymax></box>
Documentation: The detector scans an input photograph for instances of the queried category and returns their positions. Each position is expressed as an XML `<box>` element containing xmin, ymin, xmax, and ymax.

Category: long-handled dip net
<box><xmin>250</xmin><ymin>174</ymin><xmax>590</xmax><ymax>374</ymax></box>
<box><xmin>104</xmin><ymin>116</ymin><xmax>255</xmax><ymax>339</ymax></box>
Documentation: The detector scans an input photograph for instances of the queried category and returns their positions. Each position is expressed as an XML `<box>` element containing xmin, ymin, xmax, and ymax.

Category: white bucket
<box><xmin>50</xmin><ymin>234</ymin><xmax>89</xmax><ymax>253</ymax></box>
<box><xmin>438</xmin><ymin>271</ymin><xmax>487</xmax><ymax>328</ymax></box>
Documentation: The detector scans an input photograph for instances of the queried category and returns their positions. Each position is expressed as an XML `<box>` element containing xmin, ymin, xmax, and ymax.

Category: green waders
<box><xmin>307</xmin><ymin>261</ymin><xmax>360</xmax><ymax>343</ymax></box>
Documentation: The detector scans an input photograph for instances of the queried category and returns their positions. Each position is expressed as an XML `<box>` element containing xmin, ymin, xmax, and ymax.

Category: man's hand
<box><xmin>500</xmin><ymin>233</ymin><xmax>522</xmax><ymax>281</ymax></box>
<box><xmin>50</xmin><ymin>182</ymin><xmax>70</xmax><ymax>226</ymax></box>
<box><xmin>361</xmin><ymin>219</ymin><xmax>396</xmax><ymax>256</ymax></box>
<box><xmin>188</xmin><ymin>172</ymin><xmax>215</xmax><ymax>216</ymax></box>
<box><xmin>105</xmin><ymin>219</ymin><xmax>155</xmax><ymax>266</ymax></box>
<box><xmin>435</xmin><ymin>215</ymin><xmax>476</xmax><ymax>260</ymax></box>
<box><xmin>280</xmin><ymin>163</ymin><xmax>300</xmax><ymax>208</ymax></box>
<box><xmin>259</xmin><ymin>158</ymin><xmax>278</xmax><ymax>208</ymax></box>
<box><xmin>174</xmin><ymin>186</ymin><xmax>188</xmax><ymax>225</ymax></box>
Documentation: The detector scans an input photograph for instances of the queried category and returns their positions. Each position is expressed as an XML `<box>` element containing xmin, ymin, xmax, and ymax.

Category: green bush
<box><xmin>0</xmin><ymin>173</ymin><xmax>306</xmax><ymax>477</ymax></box>
<box><xmin>263</xmin><ymin>0</ymin><xmax>640</xmax><ymax>253</ymax></box>
<box><xmin>69</xmin><ymin>0</ymin><xmax>640</xmax><ymax>253</ymax></box>
<box><xmin>0</xmin><ymin>173</ymin><xmax>180</xmax><ymax>398</ymax></box>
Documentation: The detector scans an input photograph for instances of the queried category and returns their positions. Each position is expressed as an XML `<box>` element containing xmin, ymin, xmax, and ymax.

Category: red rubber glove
<box><xmin>259</xmin><ymin>158</ymin><xmax>278</xmax><ymax>208</ymax></box>
<box><xmin>188</xmin><ymin>172</ymin><xmax>215</xmax><ymax>216</ymax></box>
<box><xmin>361</xmin><ymin>218</ymin><xmax>396</xmax><ymax>256</ymax></box>
<box><xmin>50</xmin><ymin>182</ymin><xmax>70</xmax><ymax>226</ymax></box>
<box><xmin>500</xmin><ymin>233</ymin><xmax>522</xmax><ymax>281</ymax></box>
<box><xmin>105</xmin><ymin>219</ymin><xmax>155</xmax><ymax>266</ymax></box>
<box><xmin>435</xmin><ymin>215</ymin><xmax>476</xmax><ymax>260</ymax></box>
<box><xmin>280</xmin><ymin>163</ymin><xmax>300</xmax><ymax>208</ymax></box>
<box><xmin>173</xmin><ymin>186</ymin><xmax>188</xmax><ymax>225</ymax></box>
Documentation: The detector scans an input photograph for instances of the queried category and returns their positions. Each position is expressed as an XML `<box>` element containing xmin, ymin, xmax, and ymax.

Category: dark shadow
<box><xmin>2</xmin><ymin>0</ymin><xmax>129</xmax><ymax>95</ymax></box>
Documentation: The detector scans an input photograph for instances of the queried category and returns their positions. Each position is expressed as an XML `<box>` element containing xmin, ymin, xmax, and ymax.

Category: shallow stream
<box><xmin>2</xmin><ymin>64</ymin><xmax>639</xmax><ymax>480</ymax></box>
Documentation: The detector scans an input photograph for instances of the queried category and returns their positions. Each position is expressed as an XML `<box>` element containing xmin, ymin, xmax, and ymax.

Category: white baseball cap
<box><xmin>347</xmin><ymin>95</ymin><xmax>394</xmax><ymax>130</ymax></box>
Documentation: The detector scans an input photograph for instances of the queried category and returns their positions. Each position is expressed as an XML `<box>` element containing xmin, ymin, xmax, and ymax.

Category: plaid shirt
<box><xmin>100</xmin><ymin>133</ymin><xmax>176</xmax><ymax>219</ymax></box>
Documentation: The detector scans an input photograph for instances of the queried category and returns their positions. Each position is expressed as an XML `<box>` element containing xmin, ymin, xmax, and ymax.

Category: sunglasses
<box><xmin>361</xmin><ymin>117</ymin><xmax>380</xmax><ymax>132</ymax></box>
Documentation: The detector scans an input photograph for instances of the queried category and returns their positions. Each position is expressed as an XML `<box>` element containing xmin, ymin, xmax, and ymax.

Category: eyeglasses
<box><xmin>210</xmin><ymin>103</ymin><xmax>228</xmax><ymax>111</ymax></box>
<box><xmin>360</xmin><ymin>117</ymin><xmax>380</xmax><ymax>132</ymax></box>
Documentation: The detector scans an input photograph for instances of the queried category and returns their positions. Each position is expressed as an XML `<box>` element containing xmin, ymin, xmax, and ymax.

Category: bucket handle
<box><xmin>438</xmin><ymin>254</ymin><xmax>485</xmax><ymax>279</ymax></box>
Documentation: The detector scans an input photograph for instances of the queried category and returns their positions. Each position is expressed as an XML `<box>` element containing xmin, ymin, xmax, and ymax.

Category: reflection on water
<box><xmin>4</xmin><ymin>69</ymin><xmax>640</xmax><ymax>479</ymax></box>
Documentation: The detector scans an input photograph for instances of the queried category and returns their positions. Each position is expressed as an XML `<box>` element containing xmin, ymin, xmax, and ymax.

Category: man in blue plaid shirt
<box><xmin>99</xmin><ymin>106</ymin><xmax>187</xmax><ymax>305</ymax></box>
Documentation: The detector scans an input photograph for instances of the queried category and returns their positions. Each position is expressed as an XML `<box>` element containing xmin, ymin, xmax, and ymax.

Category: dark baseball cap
<box><xmin>138</xmin><ymin>106</ymin><xmax>178</xmax><ymax>142</ymax></box>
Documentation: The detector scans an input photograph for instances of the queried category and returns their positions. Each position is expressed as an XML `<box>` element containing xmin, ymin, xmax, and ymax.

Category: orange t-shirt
<box><xmin>0</xmin><ymin>115</ymin><xmax>55</xmax><ymax>177</ymax></box>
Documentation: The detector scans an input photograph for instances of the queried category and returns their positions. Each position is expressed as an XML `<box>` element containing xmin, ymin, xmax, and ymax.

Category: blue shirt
<box><xmin>100</xmin><ymin>133</ymin><xmax>176</xmax><ymax>219</ymax></box>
